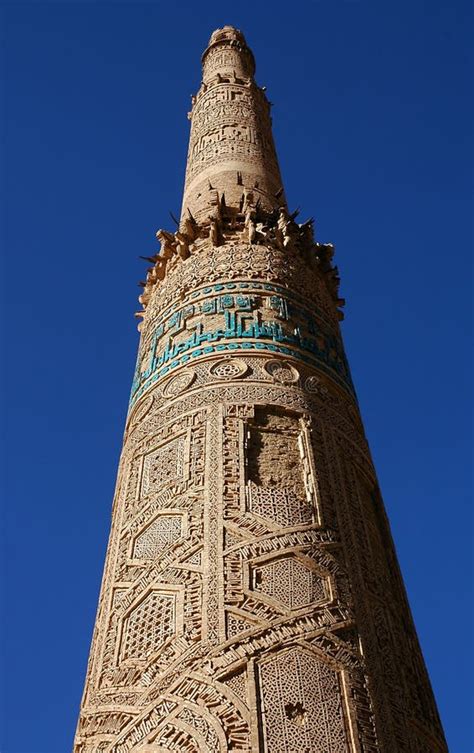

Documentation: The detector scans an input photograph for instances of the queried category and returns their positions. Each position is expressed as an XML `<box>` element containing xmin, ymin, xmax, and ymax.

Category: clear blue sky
<box><xmin>1</xmin><ymin>1</ymin><xmax>472</xmax><ymax>751</ymax></box>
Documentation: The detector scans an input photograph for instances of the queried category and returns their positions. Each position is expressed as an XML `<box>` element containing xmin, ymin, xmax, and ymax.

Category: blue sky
<box><xmin>1</xmin><ymin>1</ymin><xmax>472</xmax><ymax>751</ymax></box>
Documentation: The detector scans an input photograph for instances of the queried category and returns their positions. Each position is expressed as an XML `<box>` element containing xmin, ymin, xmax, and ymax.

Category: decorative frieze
<box><xmin>74</xmin><ymin>24</ymin><xmax>447</xmax><ymax>753</ymax></box>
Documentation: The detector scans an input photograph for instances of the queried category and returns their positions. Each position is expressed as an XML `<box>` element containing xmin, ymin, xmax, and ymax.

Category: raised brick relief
<box><xmin>141</xmin><ymin>434</ymin><xmax>186</xmax><ymax>495</ymax></box>
<box><xmin>132</xmin><ymin>513</ymin><xmax>184</xmax><ymax>560</ymax></box>
<box><xmin>74</xmin><ymin>25</ymin><xmax>447</xmax><ymax>753</ymax></box>
<box><xmin>258</xmin><ymin>648</ymin><xmax>348</xmax><ymax>753</ymax></box>
<box><xmin>120</xmin><ymin>590</ymin><xmax>177</xmax><ymax>663</ymax></box>
<box><xmin>252</xmin><ymin>556</ymin><xmax>328</xmax><ymax>610</ymax></box>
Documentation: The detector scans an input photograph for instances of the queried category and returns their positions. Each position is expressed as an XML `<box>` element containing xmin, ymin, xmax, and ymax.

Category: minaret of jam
<box><xmin>74</xmin><ymin>27</ymin><xmax>447</xmax><ymax>753</ymax></box>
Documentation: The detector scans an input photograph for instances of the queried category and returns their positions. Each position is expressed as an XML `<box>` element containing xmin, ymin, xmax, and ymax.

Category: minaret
<box><xmin>74</xmin><ymin>27</ymin><xmax>447</xmax><ymax>753</ymax></box>
<box><xmin>181</xmin><ymin>26</ymin><xmax>285</xmax><ymax>225</ymax></box>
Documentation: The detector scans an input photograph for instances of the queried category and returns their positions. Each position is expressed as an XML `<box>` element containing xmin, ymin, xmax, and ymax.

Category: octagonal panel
<box><xmin>252</xmin><ymin>557</ymin><xmax>327</xmax><ymax>610</ymax></box>
<box><xmin>121</xmin><ymin>591</ymin><xmax>176</xmax><ymax>662</ymax></box>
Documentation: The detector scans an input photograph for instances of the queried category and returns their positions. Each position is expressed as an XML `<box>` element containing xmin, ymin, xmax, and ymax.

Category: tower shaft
<box><xmin>181</xmin><ymin>27</ymin><xmax>285</xmax><ymax>225</ymax></box>
<box><xmin>74</xmin><ymin>27</ymin><xmax>447</xmax><ymax>753</ymax></box>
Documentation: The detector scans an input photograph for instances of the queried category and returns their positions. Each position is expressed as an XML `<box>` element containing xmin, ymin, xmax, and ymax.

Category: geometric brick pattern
<box><xmin>121</xmin><ymin>591</ymin><xmax>175</xmax><ymax>662</ymax></box>
<box><xmin>259</xmin><ymin>648</ymin><xmax>348</xmax><ymax>753</ymax></box>
<box><xmin>141</xmin><ymin>435</ymin><xmax>185</xmax><ymax>495</ymax></box>
<box><xmin>133</xmin><ymin>514</ymin><xmax>183</xmax><ymax>559</ymax></box>
<box><xmin>252</xmin><ymin>557</ymin><xmax>327</xmax><ymax>610</ymax></box>
<box><xmin>248</xmin><ymin>482</ymin><xmax>313</xmax><ymax>527</ymax></box>
<box><xmin>74</xmin><ymin>25</ymin><xmax>448</xmax><ymax>753</ymax></box>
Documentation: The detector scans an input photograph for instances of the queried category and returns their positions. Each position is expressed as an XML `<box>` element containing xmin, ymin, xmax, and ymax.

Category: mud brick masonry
<box><xmin>74</xmin><ymin>26</ymin><xmax>447</xmax><ymax>753</ymax></box>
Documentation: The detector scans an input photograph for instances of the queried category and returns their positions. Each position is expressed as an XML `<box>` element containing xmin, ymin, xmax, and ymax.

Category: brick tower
<box><xmin>74</xmin><ymin>27</ymin><xmax>447</xmax><ymax>753</ymax></box>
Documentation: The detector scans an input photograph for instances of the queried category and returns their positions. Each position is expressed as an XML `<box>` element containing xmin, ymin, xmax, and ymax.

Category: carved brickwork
<box><xmin>141</xmin><ymin>434</ymin><xmax>186</xmax><ymax>494</ymax></box>
<box><xmin>132</xmin><ymin>514</ymin><xmax>183</xmax><ymax>560</ymax></box>
<box><xmin>74</xmin><ymin>24</ymin><xmax>447</xmax><ymax>753</ymax></box>
<box><xmin>245</xmin><ymin>408</ymin><xmax>316</xmax><ymax>528</ymax></box>
<box><xmin>120</xmin><ymin>590</ymin><xmax>177</xmax><ymax>662</ymax></box>
<box><xmin>258</xmin><ymin>647</ymin><xmax>348</xmax><ymax>752</ymax></box>
<box><xmin>252</xmin><ymin>556</ymin><xmax>328</xmax><ymax>609</ymax></box>
<box><xmin>182</xmin><ymin>27</ymin><xmax>283</xmax><ymax>223</ymax></box>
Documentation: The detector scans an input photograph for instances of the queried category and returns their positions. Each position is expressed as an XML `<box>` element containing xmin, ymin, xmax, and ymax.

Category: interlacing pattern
<box><xmin>121</xmin><ymin>591</ymin><xmax>176</xmax><ymax>661</ymax></box>
<box><xmin>74</xmin><ymin>23</ymin><xmax>447</xmax><ymax>753</ymax></box>
<box><xmin>252</xmin><ymin>556</ymin><xmax>327</xmax><ymax>610</ymax></box>
<box><xmin>132</xmin><ymin>514</ymin><xmax>183</xmax><ymax>559</ymax></box>
<box><xmin>141</xmin><ymin>434</ymin><xmax>186</xmax><ymax>494</ymax></box>
<box><xmin>248</xmin><ymin>483</ymin><xmax>313</xmax><ymax>527</ymax></box>
<box><xmin>258</xmin><ymin>648</ymin><xmax>348</xmax><ymax>753</ymax></box>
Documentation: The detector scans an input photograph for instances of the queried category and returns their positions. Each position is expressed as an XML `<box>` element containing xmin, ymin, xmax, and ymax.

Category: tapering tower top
<box><xmin>201</xmin><ymin>26</ymin><xmax>255</xmax><ymax>82</ymax></box>
<box><xmin>180</xmin><ymin>26</ymin><xmax>286</xmax><ymax>225</ymax></box>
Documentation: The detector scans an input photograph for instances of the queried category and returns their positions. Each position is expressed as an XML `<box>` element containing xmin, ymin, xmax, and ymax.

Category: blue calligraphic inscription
<box><xmin>129</xmin><ymin>282</ymin><xmax>353</xmax><ymax>409</ymax></box>
<box><xmin>158</xmin><ymin>279</ymin><xmax>333</xmax><ymax>331</ymax></box>
<box><xmin>236</xmin><ymin>295</ymin><xmax>252</xmax><ymax>309</ymax></box>
<box><xmin>166</xmin><ymin>312</ymin><xmax>180</xmax><ymax>330</ymax></box>
<box><xmin>130</xmin><ymin>310</ymin><xmax>353</xmax><ymax>408</ymax></box>
<box><xmin>128</xmin><ymin>336</ymin><xmax>354</xmax><ymax>410</ymax></box>
<box><xmin>164</xmin><ymin>305</ymin><xmax>195</xmax><ymax>334</ymax></box>
<box><xmin>200</xmin><ymin>294</ymin><xmax>256</xmax><ymax>315</ymax></box>
<box><xmin>201</xmin><ymin>298</ymin><xmax>217</xmax><ymax>315</ymax></box>
<box><xmin>220</xmin><ymin>294</ymin><xmax>233</xmax><ymax>308</ymax></box>
<box><xmin>270</xmin><ymin>295</ymin><xmax>289</xmax><ymax>320</ymax></box>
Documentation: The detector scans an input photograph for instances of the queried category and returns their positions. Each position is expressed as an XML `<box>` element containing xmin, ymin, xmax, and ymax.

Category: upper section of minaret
<box><xmin>201</xmin><ymin>26</ymin><xmax>255</xmax><ymax>82</ymax></box>
<box><xmin>180</xmin><ymin>26</ymin><xmax>287</xmax><ymax>225</ymax></box>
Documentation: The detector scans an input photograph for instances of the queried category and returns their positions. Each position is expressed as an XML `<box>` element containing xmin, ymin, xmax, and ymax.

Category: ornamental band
<box><xmin>74</xmin><ymin>26</ymin><xmax>447</xmax><ymax>753</ymax></box>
